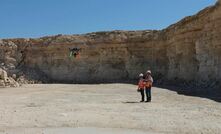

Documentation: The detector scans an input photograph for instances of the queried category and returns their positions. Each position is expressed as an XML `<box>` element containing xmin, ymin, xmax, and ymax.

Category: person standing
<box><xmin>137</xmin><ymin>73</ymin><xmax>145</xmax><ymax>102</ymax></box>
<box><xmin>144</xmin><ymin>70</ymin><xmax>153</xmax><ymax>102</ymax></box>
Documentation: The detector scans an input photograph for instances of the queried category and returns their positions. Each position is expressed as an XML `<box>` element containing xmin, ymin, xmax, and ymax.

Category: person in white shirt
<box><xmin>144</xmin><ymin>70</ymin><xmax>153</xmax><ymax>102</ymax></box>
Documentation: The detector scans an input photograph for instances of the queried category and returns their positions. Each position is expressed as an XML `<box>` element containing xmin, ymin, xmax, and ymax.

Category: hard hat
<box><xmin>139</xmin><ymin>73</ymin><xmax>144</xmax><ymax>77</ymax></box>
<box><xmin>147</xmin><ymin>70</ymin><xmax>151</xmax><ymax>74</ymax></box>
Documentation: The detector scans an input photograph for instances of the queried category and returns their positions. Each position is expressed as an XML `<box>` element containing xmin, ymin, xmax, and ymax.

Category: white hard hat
<box><xmin>139</xmin><ymin>73</ymin><xmax>144</xmax><ymax>77</ymax></box>
<box><xmin>147</xmin><ymin>70</ymin><xmax>151</xmax><ymax>74</ymax></box>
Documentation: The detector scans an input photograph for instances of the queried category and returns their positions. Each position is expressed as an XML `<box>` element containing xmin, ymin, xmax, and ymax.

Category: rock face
<box><xmin>0</xmin><ymin>1</ymin><xmax>220</xmax><ymax>88</ymax></box>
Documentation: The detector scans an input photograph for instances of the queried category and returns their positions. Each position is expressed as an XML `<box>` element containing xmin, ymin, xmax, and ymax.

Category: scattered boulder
<box><xmin>0</xmin><ymin>80</ymin><xmax>5</xmax><ymax>87</ymax></box>
<box><xmin>0</xmin><ymin>68</ymin><xmax>8</xmax><ymax>81</ymax></box>
<box><xmin>6</xmin><ymin>77</ymin><xmax>20</xmax><ymax>87</ymax></box>
<box><xmin>0</xmin><ymin>68</ymin><xmax>19</xmax><ymax>88</ymax></box>
<box><xmin>17</xmin><ymin>75</ymin><xmax>30</xmax><ymax>85</ymax></box>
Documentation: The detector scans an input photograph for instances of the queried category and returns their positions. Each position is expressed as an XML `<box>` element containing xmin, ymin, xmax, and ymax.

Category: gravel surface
<box><xmin>0</xmin><ymin>84</ymin><xmax>220</xmax><ymax>134</ymax></box>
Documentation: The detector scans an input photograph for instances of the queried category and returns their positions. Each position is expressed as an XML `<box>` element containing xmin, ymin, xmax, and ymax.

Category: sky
<box><xmin>0</xmin><ymin>0</ymin><xmax>217</xmax><ymax>39</ymax></box>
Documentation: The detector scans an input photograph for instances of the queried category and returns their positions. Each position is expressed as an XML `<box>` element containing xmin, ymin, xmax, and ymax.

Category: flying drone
<box><xmin>69</xmin><ymin>47</ymin><xmax>81</xmax><ymax>58</ymax></box>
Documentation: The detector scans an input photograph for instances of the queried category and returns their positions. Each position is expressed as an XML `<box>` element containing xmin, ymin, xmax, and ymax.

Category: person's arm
<box><xmin>137</xmin><ymin>81</ymin><xmax>141</xmax><ymax>90</ymax></box>
<box><xmin>151</xmin><ymin>76</ymin><xmax>153</xmax><ymax>83</ymax></box>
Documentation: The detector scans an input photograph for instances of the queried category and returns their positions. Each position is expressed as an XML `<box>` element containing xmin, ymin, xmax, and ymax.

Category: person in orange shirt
<box><xmin>137</xmin><ymin>73</ymin><xmax>145</xmax><ymax>102</ymax></box>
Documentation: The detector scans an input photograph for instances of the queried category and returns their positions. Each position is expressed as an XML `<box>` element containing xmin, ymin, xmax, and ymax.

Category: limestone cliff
<box><xmin>0</xmin><ymin>1</ymin><xmax>220</xmax><ymax>88</ymax></box>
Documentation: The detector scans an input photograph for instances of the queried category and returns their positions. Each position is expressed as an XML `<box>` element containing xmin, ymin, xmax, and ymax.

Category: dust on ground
<box><xmin>0</xmin><ymin>84</ymin><xmax>220</xmax><ymax>134</ymax></box>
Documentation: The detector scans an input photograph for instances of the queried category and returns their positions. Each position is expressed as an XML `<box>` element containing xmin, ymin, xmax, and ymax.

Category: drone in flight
<box><xmin>69</xmin><ymin>47</ymin><xmax>81</xmax><ymax>58</ymax></box>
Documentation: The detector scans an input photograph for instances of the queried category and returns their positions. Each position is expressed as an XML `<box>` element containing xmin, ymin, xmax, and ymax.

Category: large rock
<box><xmin>6</xmin><ymin>77</ymin><xmax>20</xmax><ymax>87</ymax></box>
<box><xmin>0</xmin><ymin>68</ymin><xmax>19</xmax><ymax>87</ymax></box>
<box><xmin>0</xmin><ymin>80</ymin><xmax>6</xmax><ymax>87</ymax></box>
<box><xmin>0</xmin><ymin>68</ymin><xmax>8</xmax><ymax>81</ymax></box>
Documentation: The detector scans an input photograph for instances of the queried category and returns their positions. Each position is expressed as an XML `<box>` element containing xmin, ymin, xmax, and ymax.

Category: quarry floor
<box><xmin>0</xmin><ymin>84</ymin><xmax>220</xmax><ymax>134</ymax></box>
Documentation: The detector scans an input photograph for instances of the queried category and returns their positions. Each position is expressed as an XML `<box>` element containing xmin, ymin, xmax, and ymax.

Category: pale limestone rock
<box><xmin>0</xmin><ymin>80</ymin><xmax>5</xmax><ymax>87</ymax></box>
<box><xmin>0</xmin><ymin>68</ymin><xmax>8</xmax><ymax>81</ymax></box>
<box><xmin>0</xmin><ymin>2</ymin><xmax>220</xmax><ymax>89</ymax></box>
<box><xmin>6</xmin><ymin>77</ymin><xmax>20</xmax><ymax>87</ymax></box>
<box><xmin>0</xmin><ymin>68</ymin><xmax>19</xmax><ymax>87</ymax></box>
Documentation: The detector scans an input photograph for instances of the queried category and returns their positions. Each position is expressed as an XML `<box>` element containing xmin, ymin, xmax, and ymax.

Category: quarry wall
<box><xmin>0</xmin><ymin>1</ymin><xmax>220</xmax><ymax>88</ymax></box>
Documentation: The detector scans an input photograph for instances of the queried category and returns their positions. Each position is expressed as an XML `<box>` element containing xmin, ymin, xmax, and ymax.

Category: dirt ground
<box><xmin>0</xmin><ymin>84</ymin><xmax>220</xmax><ymax>134</ymax></box>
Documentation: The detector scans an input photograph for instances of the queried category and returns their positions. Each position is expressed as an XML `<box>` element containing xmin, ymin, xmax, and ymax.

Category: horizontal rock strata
<box><xmin>0</xmin><ymin>1</ymin><xmax>220</xmax><ymax>89</ymax></box>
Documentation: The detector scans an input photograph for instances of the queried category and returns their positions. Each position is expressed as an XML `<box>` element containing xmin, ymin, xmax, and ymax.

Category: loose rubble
<box><xmin>0</xmin><ymin>68</ymin><xmax>19</xmax><ymax>87</ymax></box>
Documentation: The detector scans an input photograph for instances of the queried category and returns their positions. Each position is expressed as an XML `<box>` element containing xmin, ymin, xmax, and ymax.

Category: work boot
<box><xmin>145</xmin><ymin>99</ymin><xmax>151</xmax><ymax>103</ymax></box>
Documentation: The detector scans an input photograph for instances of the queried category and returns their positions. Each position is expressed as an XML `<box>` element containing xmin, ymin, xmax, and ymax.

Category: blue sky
<box><xmin>0</xmin><ymin>0</ymin><xmax>217</xmax><ymax>38</ymax></box>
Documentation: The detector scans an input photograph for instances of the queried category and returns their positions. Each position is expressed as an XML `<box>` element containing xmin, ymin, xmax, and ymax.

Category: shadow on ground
<box><xmin>122</xmin><ymin>101</ymin><xmax>141</xmax><ymax>104</ymax></box>
<box><xmin>36</xmin><ymin>80</ymin><xmax>221</xmax><ymax>103</ymax></box>
<box><xmin>155</xmin><ymin>85</ymin><xmax>221</xmax><ymax>103</ymax></box>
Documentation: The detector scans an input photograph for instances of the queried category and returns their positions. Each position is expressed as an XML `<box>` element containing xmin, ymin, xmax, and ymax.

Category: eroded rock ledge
<box><xmin>0</xmin><ymin>1</ymin><xmax>220</xmax><ymax>89</ymax></box>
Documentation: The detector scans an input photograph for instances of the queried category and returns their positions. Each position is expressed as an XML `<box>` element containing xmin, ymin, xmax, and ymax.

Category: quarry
<box><xmin>1</xmin><ymin>1</ymin><xmax>221</xmax><ymax>89</ymax></box>
<box><xmin>0</xmin><ymin>0</ymin><xmax>221</xmax><ymax>134</ymax></box>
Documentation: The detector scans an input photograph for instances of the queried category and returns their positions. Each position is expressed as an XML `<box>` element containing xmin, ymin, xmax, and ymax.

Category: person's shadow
<box><xmin>122</xmin><ymin>101</ymin><xmax>141</xmax><ymax>104</ymax></box>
